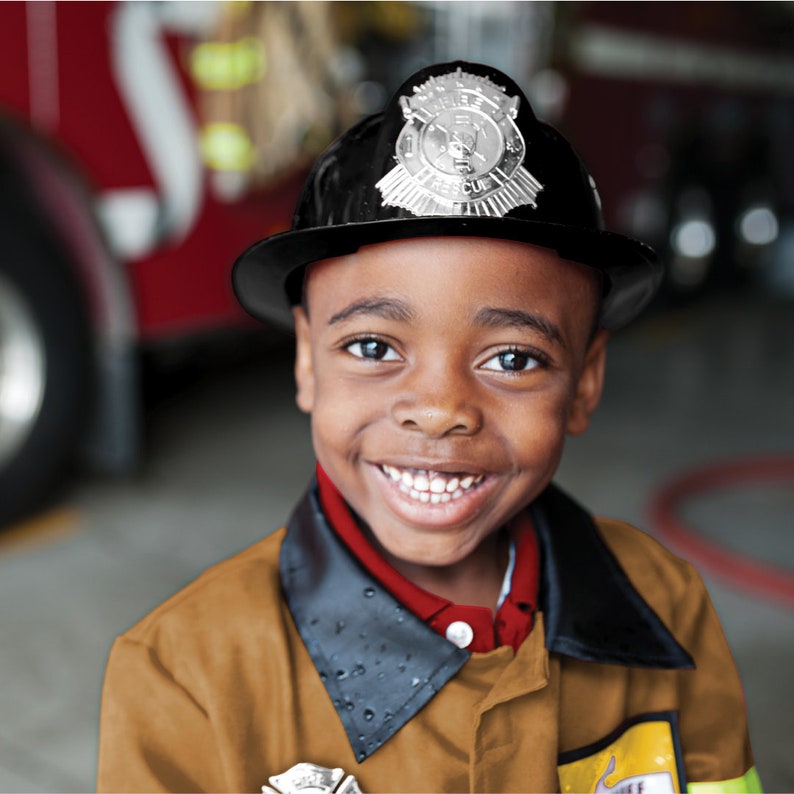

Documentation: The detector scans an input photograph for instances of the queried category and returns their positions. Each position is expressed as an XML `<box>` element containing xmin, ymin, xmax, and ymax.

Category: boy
<box><xmin>97</xmin><ymin>61</ymin><xmax>759</xmax><ymax>793</ymax></box>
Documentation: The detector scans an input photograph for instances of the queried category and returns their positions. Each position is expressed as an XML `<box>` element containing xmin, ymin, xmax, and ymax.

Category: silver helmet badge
<box><xmin>376</xmin><ymin>68</ymin><xmax>543</xmax><ymax>217</ymax></box>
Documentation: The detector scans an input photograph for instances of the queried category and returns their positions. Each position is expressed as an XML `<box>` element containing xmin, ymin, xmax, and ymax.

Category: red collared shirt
<box><xmin>316</xmin><ymin>464</ymin><xmax>539</xmax><ymax>653</ymax></box>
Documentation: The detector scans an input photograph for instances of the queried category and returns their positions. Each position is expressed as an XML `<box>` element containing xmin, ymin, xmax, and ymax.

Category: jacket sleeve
<box><xmin>97</xmin><ymin>635</ymin><xmax>225</xmax><ymax>793</ymax></box>
<box><xmin>671</xmin><ymin>563</ymin><xmax>760</xmax><ymax>792</ymax></box>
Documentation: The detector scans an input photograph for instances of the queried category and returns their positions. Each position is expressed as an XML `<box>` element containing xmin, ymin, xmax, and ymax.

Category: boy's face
<box><xmin>294</xmin><ymin>237</ymin><xmax>608</xmax><ymax>568</ymax></box>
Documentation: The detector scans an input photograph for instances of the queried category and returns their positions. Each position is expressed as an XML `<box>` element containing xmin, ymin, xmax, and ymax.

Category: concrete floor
<box><xmin>0</xmin><ymin>290</ymin><xmax>792</xmax><ymax>792</ymax></box>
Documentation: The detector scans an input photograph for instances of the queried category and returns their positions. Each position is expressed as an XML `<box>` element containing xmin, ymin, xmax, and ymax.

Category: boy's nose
<box><xmin>391</xmin><ymin>382</ymin><xmax>483</xmax><ymax>438</ymax></box>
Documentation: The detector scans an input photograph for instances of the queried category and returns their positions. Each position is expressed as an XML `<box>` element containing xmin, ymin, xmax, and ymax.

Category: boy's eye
<box><xmin>480</xmin><ymin>349</ymin><xmax>542</xmax><ymax>373</ymax></box>
<box><xmin>346</xmin><ymin>339</ymin><xmax>400</xmax><ymax>361</ymax></box>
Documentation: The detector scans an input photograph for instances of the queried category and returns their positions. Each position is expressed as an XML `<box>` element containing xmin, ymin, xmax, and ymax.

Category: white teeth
<box><xmin>387</xmin><ymin>465</ymin><xmax>402</xmax><ymax>482</ymax></box>
<box><xmin>413</xmin><ymin>473</ymin><xmax>429</xmax><ymax>492</ymax></box>
<box><xmin>381</xmin><ymin>465</ymin><xmax>484</xmax><ymax>504</ymax></box>
<box><xmin>430</xmin><ymin>477</ymin><xmax>446</xmax><ymax>494</ymax></box>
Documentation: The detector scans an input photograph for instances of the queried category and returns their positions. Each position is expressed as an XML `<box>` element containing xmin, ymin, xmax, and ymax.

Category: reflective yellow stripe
<box><xmin>688</xmin><ymin>766</ymin><xmax>762</xmax><ymax>793</ymax></box>
<box><xmin>199</xmin><ymin>123</ymin><xmax>255</xmax><ymax>171</ymax></box>
<box><xmin>558</xmin><ymin>718</ymin><xmax>682</xmax><ymax>793</ymax></box>
<box><xmin>190</xmin><ymin>37</ymin><xmax>265</xmax><ymax>90</ymax></box>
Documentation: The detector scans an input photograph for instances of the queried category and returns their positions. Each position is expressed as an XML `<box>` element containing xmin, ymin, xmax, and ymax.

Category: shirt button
<box><xmin>445</xmin><ymin>621</ymin><xmax>474</xmax><ymax>649</ymax></box>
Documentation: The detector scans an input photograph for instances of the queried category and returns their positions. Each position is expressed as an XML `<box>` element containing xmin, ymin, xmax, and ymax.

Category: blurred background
<box><xmin>0</xmin><ymin>1</ymin><xmax>792</xmax><ymax>790</ymax></box>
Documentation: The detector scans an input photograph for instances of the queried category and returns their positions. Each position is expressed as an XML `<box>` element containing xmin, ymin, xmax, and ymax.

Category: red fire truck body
<box><xmin>0</xmin><ymin>2</ymin><xmax>302</xmax><ymax>524</ymax></box>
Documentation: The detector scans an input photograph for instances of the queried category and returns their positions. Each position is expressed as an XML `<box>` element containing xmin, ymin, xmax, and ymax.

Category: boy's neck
<box><xmin>362</xmin><ymin>526</ymin><xmax>510</xmax><ymax>615</ymax></box>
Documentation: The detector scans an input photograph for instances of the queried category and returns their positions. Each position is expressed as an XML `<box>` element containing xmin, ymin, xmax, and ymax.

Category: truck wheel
<box><xmin>0</xmin><ymin>221</ymin><xmax>92</xmax><ymax>529</ymax></box>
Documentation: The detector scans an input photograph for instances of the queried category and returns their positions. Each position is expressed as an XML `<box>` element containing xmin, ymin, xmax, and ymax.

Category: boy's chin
<box><xmin>365</xmin><ymin>519</ymin><xmax>490</xmax><ymax>570</ymax></box>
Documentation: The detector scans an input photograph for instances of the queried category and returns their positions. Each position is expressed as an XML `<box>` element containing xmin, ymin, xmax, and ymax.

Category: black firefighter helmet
<box><xmin>233</xmin><ymin>60</ymin><xmax>661</xmax><ymax>330</ymax></box>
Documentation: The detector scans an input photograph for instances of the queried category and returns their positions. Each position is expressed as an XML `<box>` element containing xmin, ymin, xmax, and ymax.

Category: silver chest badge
<box><xmin>376</xmin><ymin>68</ymin><xmax>543</xmax><ymax>217</ymax></box>
<box><xmin>263</xmin><ymin>763</ymin><xmax>363</xmax><ymax>794</ymax></box>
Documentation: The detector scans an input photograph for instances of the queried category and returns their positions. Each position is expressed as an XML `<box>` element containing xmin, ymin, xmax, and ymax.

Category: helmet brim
<box><xmin>232</xmin><ymin>215</ymin><xmax>661</xmax><ymax>331</ymax></box>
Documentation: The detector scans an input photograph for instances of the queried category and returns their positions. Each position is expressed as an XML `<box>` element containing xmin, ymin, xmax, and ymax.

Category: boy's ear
<box><xmin>293</xmin><ymin>307</ymin><xmax>315</xmax><ymax>414</ymax></box>
<box><xmin>567</xmin><ymin>329</ymin><xmax>609</xmax><ymax>436</ymax></box>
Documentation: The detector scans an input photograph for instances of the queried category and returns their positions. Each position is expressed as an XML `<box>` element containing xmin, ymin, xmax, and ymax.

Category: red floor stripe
<box><xmin>648</xmin><ymin>456</ymin><xmax>794</xmax><ymax>609</ymax></box>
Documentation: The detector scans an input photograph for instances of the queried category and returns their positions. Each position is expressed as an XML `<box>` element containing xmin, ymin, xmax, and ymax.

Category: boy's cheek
<box><xmin>310</xmin><ymin>393</ymin><xmax>370</xmax><ymax>451</ymax></box>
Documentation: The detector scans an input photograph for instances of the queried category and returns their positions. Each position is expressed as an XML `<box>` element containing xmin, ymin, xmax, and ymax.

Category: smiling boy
<box><xmin>98</xmin><ymin>61</ymin><xmax>759</xmax><ymax>793</ymax></box>
<box><xmin>293</xmin><ymin>237</ymin><xmax>605</xmax><ymax>607</ymax></box>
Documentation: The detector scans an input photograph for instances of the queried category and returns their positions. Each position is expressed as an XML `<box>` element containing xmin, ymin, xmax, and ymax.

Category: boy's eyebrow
<box><xmin>328</xmin><ymin>297</ymin><xmax>415</xmax><ymax>326</ymax></box>
<box><xmin>474</xmin><ymin>307</ymin><xmax>564</xmax><ymax>346</ymax></box>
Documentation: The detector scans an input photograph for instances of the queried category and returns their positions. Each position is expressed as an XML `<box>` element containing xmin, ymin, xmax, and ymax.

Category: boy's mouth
<box><xmin>379</xmin><ymin>464</ymin><xmax>485</xmax><ymax>504</ymax></box>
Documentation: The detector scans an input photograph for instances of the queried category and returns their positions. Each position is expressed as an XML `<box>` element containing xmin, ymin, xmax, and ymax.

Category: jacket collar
<box><xmin>530</xmin><ymin>484</ymin><xmax>693</xmax><ymax>669</ymax></box>
<box><xmin>280</xmin><ymin>480</ymin><xmax>693</xmax><ymax>761</ymax></box>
